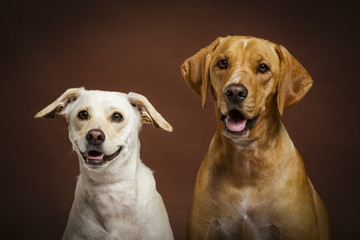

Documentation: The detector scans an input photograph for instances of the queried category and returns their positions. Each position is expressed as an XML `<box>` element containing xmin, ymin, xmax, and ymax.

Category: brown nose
<box><xmin>86</xmin><ymin>129</ymin><xmax>105</xmax><ymax>146</ymax></box>
<box><xmin>224</xmin><ymin>84</ymin><xmax>248</xmax><ymax>104</ymax></box>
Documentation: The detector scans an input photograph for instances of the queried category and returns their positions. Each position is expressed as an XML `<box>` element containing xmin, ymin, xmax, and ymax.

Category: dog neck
<box><xmin>210</xmin><ymin>109</ymin><xmax>293</xmax><ymax>186</ymax></box>
<box><xmin>71</xmin><ymin>138</ymin><xmax>154</xmax><ymax>235</ymax></box>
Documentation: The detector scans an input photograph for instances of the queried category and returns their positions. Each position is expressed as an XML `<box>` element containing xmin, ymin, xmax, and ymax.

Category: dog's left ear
<box><xmin>34</xmin><ymin>87</ymin><xmax>85</xmax><ymax>119</ymax></box>
<box><xmin>128</xmin><ymin>92</ymin><xmax>173</xmax><ymax>132</ymax></box>
<box><xmin>276</xmin><ymin>45</ymin><xmax>313</xmax><ymax>116</ymax></box>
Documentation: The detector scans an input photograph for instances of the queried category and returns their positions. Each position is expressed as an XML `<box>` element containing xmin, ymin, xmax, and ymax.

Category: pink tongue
<box><xmin>87</xmin><ymin>152</ymin><xmax>103</xmax><ymax>160</ymax></box>
<box><xmin>226</xmin><ymin>119</ymin><xmax>247</xmax><ymax>132</ymax></box>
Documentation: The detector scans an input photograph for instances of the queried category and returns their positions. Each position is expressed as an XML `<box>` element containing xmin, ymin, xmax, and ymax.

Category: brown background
<box><xmin>1</xmin><ymin>1</ymin><xmax>359</xmax><ymax>239</ymax></box>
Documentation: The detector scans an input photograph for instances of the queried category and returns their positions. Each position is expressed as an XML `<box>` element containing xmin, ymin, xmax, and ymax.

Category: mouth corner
<box><xmin>221</xmin><ymin>108</ymin><xmax>259</xmax><ymax>136</ymax></box>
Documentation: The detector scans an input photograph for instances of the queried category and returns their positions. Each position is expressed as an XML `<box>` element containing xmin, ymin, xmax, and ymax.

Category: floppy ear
<box><xmin>181</xmin><ymin>37</ymin><xmax>223</xmax><ymax>109</ymax></box>
<box><xmin>128</xmin><ymin>92</ymin><xmax>173</xmax><ymax>132</ymax></box>
<box><xmin>276</xmin><ymin>45</ymin><xmax>313</xmax><ymax>116</ymax></box>
<box><xmin>34</xmin><ymin>87</ymin><xmax>85</xmax><ymax>119</ymax></box>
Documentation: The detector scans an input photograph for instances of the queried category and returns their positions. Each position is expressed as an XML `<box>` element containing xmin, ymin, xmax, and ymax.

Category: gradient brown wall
<box><xmin>1</xmin><ymin>1</ymin><xmax>359</xmax><ymax>239</ymax></box>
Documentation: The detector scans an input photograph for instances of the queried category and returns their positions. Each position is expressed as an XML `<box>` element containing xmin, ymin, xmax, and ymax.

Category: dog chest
<box><xmin>207</xmin><ymin>217</ymin><xmax>284</xmax><ymax>240</ymax></box>
<box><xmin>71</xmin><ymin>181</ymin><xmax>140</xmax><ymax>238</ymax></box>
<box><xmin>204</xmin><ymin>183</ymin><xmax>287</xmax><ymax>239</ymax></box>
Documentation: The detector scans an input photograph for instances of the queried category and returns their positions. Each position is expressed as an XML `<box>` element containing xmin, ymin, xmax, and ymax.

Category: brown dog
<box><xmin>181</xmin><ymin>36</ymin><xmax>331</xmax><ymax>240</ymax></box>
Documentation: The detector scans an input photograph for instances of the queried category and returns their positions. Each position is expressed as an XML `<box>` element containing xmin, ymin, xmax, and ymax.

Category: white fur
<box><xmin>36</xmin><ymin>89</ymin><xmax>173</xmax><ymax>240</ymax></box>
<box><xmin>243</xmin><ymin>39</ymin><xmax>250</xmax><ymax>49</ymax></box>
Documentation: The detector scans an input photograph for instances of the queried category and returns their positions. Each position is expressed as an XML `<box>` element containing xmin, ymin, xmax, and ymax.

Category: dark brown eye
<box><xmin>257</xmin><ymin>63</ymin><xmax>270</xmax><ymax>73</ymax></box>
<box><xmin>77</xmin><ymin>110</ymin><xmax>88</xmax><ymax>120</ymax></box>
<box><xmin>112</xmin><ymin>112</ymin><xmax>124</xmax><ymax>123</ymax></box>
<box><xmin>217</xmin><ymin>59</ymin><xmax>228</xmax><ymax>69</ymax></box>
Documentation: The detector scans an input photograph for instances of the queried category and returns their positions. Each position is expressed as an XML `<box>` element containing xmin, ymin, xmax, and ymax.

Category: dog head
<box><xmin>181</xmin><ymin>36</ymin><xmax>312</xmax><ymax>141</ymax></box>
<box><xmin>35</xmin><ymin>88</ymin><xmax>172</xmax><ymax>169</ymax></box>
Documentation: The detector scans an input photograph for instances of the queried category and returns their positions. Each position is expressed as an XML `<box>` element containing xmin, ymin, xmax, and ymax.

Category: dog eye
<box><xmin>112</xmin><ymin>112</ymin><xmax>124</xmax><ymax>123</ymax></box>
<box><xmin>77</xmin><ymin>110</ymin><xmax>88</xmax><ymax>120</ymax></box>
<box><xmin>257</xmin><ymin>63</ymin><xmax>270</xmax><ymax>74</ymax></box>
<box><xmin>217</xmin><ymin>60</ymin><xmax>228</xmax><ymax>69</ymax></box>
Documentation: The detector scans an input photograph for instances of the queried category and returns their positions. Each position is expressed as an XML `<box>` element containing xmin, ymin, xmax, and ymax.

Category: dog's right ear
<box><xmin>34</xmin><ymin>87</ymin><xmax>85</xmax><ymax>119</ymax></box>
<box><xmin>181</xmin><ymin>37</ymin><xmax>223</xmax><ymax>109</ymax></box>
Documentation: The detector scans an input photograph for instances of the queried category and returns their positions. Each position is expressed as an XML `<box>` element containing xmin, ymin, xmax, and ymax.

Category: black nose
<box><xmin>224</xmin><ymin>84</ymin><xmax>248</xmax><ymax>104</ymax></box>
<box><xmin>86</xmin><ymin>129</ymin><xmax>105</xmax><ymax>145</ymax></box>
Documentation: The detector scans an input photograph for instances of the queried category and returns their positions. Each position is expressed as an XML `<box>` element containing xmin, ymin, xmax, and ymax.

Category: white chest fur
<box><xmin>63</xmin><ymin>161</ymin><xmax>173</xmax><ymax>240</ymax></box>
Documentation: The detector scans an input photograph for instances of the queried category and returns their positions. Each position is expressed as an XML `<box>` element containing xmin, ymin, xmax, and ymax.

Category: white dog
<box><xmin>35</xmin><ymin>87</ymin><xmax>174</xmax><ymax>240</ymax></box>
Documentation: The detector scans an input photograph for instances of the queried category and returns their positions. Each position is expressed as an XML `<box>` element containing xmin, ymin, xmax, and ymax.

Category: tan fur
<box><xmin>181</xmin><ymin>36</ymin><xmax>331</xmax><ymax>240</ymax></box>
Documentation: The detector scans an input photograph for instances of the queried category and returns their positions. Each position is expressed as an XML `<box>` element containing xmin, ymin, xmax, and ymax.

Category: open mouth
<box><xmin>221</xmin><ymin>109</ymin><xmax>259</xmax><ymax>135</ymax></box>
<box><xmin>80</xmin><ymin>147</ymin><xmax>122</xmax><ymax>167</ymax></box>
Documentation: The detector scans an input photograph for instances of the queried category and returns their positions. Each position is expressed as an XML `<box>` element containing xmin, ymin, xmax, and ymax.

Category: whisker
<box><xmin>66</xmin><ymin>149</ymin><xmax>78</xmax><ymax>164</ymax></box>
